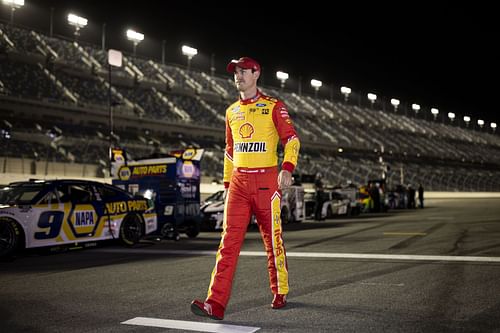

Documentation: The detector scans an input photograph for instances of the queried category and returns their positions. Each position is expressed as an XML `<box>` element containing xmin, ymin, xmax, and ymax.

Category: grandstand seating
<box><xmin>1</xmin><ymin>22</ymin><xmax>500</xmax><ymax>191</ymax></box>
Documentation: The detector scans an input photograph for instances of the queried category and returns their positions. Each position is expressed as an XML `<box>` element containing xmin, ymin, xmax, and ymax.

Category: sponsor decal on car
<box><xmin>105</xmin><ymin>200</ymin><xmax>149</xmax><ymax>214</ymax></box>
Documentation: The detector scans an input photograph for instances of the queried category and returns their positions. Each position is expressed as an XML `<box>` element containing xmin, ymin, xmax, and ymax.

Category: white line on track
<box><xmin>121</xmin><ymin>317</ymin><xmax>260</xmax><ymax>333</ymax></box>
<box><xmin>359</xmin><ymin>282</ymin><xmax>405</xmax><ymax>287</ymax></box>
<box><xmin>97</xmin><ymin>248</ymin><xmax>500</xmax><ymax>263</ymax></box>
<box><xmin>383</xmin><ymin>232</ymin><xmax>427</xmax><ymax>236</ymax></box>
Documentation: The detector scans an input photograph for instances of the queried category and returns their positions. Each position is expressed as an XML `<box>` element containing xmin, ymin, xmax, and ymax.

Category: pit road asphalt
<box><xmin>1</xmin><ymin>198</ymin><xmax>500</xmax><ymax>332</ymax></box>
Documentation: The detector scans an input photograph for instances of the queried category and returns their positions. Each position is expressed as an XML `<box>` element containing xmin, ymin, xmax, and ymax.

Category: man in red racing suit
<box><xmin>191</xmin><ymin>57</ymin><xmax>300</xmax><ymax>320</ymax></box>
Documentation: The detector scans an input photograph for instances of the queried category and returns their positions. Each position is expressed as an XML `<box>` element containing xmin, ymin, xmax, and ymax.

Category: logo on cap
<box><xmin>227</xmin><ymin>57</ymin><xmax>261</xmax><ymax>73</ymax></box>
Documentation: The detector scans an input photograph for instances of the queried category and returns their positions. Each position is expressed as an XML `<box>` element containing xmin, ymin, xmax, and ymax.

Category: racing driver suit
<box><xmin>206</xmin><ymin>90</ymin><xmax>300</xmax><ymax>309</ymax></box>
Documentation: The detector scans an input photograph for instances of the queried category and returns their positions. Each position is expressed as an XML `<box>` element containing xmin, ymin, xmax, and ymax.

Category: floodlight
<box><xmin>181</xmin><ymin>45</ymin><xmax>198</xmax><ymax>58</ymax></box>
<box><xmin>276</xmin><ymin>71</ymin><xmax>289</xmax><ymax>81</ymax></box>
<box><xmin>67</xmin><ymin>13</ymin><xmax>87</xmax><ymax>29</ymax></box>
<box><xmin>126</xmin><ymin>29</ymin><xmax>144</xmax><ymax>56</ymax></box>
<box><xmin>310</xmin><ymin>79</ymin><xmax>322</xmax><ymax>88</ymax></box>
<box><xmin>340</xmin><ymin>86</ymin><xmax>351</xmax><ymax>102</ymax></box>
<box><xmin>390</xmin><ymin>98</ymin><xmax>400</xmax><ymax>112</ymax></box>
<box><xmin>3</xmin><ymin>0</ymin><xmax>24</xmax><ymax>24</ymax></box>
<box><xmin>181</xmin><ymin>45</ymin><xmax>198</xmax><ymax>71</ymax></box>
<box><xmin>276</xmin><ymin>71</ymin><xmax>289</xmax><ymax>91</ymax></box>
<box><xmin>412</xmin><ymin>103</ymin><xmax>420</xmax><ymax>113</ymax></box>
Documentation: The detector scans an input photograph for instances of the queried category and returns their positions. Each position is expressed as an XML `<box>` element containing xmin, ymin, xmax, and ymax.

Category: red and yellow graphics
<box><xmin>223</xmin><ymin>91</ymin><xmax>300</xmax><ymax>184</ymax></box>
<box><xmin>271</xmin><ymin>192</ymin><xmax>288</xmax><ymax>294</ymax></box>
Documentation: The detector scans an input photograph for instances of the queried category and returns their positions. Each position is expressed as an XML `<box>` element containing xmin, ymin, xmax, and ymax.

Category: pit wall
<box><xmin>1</xmin><ymin>157</ymin><xmax>499</xmax><ymax>199</ymax></box>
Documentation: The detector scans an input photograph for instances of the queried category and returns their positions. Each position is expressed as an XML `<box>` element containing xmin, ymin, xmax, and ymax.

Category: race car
<box><xmin>0</xmin><ymin>179</ymin><xmax>157</xmax><ymax>257</ymax></box>
<box><xmin>200</xmin><ymin>186</ymin><xmax>305</xmax><ymax>231</ymax></box>
<box><xmin>304</xmin><ymin>190</ymin><xmax>352</xmax><ymax>219</ymax></box>
<box><xmin>200</xmin><ymin>190</ymin><xmax>225</xmax><ymax>230</ymax></box>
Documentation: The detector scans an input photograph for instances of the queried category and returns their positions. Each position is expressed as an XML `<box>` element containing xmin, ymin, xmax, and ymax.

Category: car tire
<box><xmin>0</xmin><ymin>218</ymin><xmax>21</xmax><ymax>258</ymax></box>
<box><xmin>119</xmin><ymin>214</ymin><xmax>143</xmax><ymax>246</ymax></box>
<box><xmin>185</xmin><ymin>221</ymin><xmax>200</xmax><ymax>238</ymax></box>
<box><xmin>326</xmin><ymin>205</ymin><xmax>333</xmax><ymax>219</ymax></box>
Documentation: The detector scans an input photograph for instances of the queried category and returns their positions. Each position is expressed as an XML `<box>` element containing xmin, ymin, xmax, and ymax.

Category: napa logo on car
<box><xmin>74</xmin><ymin>210</ymin><xmax>96</xmax><ymax>226</ymax></box>
<box><xmin>256</xmin><ymin>103</ymin><xmax>266</xmax><ymax>107</ymax></box>
<box><xmin>70</xmin><ymin>206</ymin><xmax>98</xmax><ymax>234</ymax></box>
<box><xmin>182</xmin><ymin>148</ymin><xmax>196</xmax><ymax>160</ymax></box>
<box><xmin>119</xmin><ymin>166</ymin><xmax>131</xmax><ymax>181</ymax></box>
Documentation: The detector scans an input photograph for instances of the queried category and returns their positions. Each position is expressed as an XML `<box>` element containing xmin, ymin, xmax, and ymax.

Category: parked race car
<box><xmin>200</xmin><ymin>185</ymin><xmax>305</xmax><ymax>231</ymax></box>
<box><xmin>200</xmin><ymin>190</ymin><xmax>225</xmax><ymax>230</ymax></box>
<box><xmin>305</xmin><ymin>189</ymin><xmax>353</xmax><ymax>220</ymax></box>
<box><xmin>0</xmin><ymin>179</ymin><xmax>157</xmax><ymax>257</ymax></box>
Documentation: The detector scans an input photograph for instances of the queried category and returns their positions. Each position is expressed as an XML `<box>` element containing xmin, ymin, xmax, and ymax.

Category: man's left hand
<box><xmin>278</xmin><ymin>170</ymin><xmax>293</xmax><ymax>190</ymax></box>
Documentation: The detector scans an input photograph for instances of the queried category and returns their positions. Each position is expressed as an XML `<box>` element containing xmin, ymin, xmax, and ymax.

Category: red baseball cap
<box><xmin>226</xmin><ymin>57</ymin><xmax>261</xmax><ymax>73</ymax></box>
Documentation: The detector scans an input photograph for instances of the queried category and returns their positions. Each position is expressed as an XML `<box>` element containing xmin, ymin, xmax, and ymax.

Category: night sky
<box><xmin>2</xmin><ymin>1</ymin><xmax>498</xmax><ymax>125</ymax></box>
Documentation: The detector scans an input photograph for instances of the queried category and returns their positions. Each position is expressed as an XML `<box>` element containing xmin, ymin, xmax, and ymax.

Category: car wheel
<box><xmin>326</xmin><ymin>205</ymin><xmax>333</xmax><ymax>218</ymax></box>
<box><xmin>281</xmin><ymin>206</ymin><xmax>290</xmax><ymax>224</ymax></box>
<box><xmin>185</xmin><ymin>221</ymin><xmax>200</xmax><ymax>238</ymax></box>
<box><xmin>119</xmin><ymin>214</ymin><xmax>143</xmax><ymax>246</ymax></box>
<box><xmin>0</xmin><ymin>218</ymin><xmax>21</xmax><ymax>258</ymax></box>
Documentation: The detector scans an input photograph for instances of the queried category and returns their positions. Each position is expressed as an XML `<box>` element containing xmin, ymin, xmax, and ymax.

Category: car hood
<box><xmin>201</xmin><ymin>201</ymin><xmax>224</xmax><ymax>213</ymax></box>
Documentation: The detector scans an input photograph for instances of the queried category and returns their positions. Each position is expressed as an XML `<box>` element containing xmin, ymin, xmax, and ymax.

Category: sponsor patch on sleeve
<box><xmin>279</xmin><ymin>105</ymin><xmax>289</xmax><ymax>118</ymax></box>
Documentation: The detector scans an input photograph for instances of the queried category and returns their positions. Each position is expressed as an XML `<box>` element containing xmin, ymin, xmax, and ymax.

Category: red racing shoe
<box><xmin>190</xmin><ymin>299</ymin><xmax>224</xmax><ymax>320</ymax></box>
<box><xmin>271</xmin><ymin>294</ymin><xmax>287</xmax><ymax>309</ymax></box>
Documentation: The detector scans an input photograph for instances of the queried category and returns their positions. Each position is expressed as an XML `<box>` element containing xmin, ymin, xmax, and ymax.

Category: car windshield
<box><xmin>0</xmin><ymin>184</ymin><xmax>45</xmax><ymax>205</ymax></box>
<box><xmin>205</xmin><ymin>191</ymin><xmax>223</xmax><ymax>202</ymax></box>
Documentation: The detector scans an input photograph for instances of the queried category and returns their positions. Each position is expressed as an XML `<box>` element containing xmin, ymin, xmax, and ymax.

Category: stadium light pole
<box><xmin>390</xmin><ymin>98</ymin><xmax>400</xmax><ymax>112</ymax></box>
<box><xmin>311</xmin><ymin>79</ymin><xmax>322</xmax><ymax>98</ymax></box>
<box><xmin>107</xmin><ymin>49</ymin><xmax>122</xmax><ymax>147</ymax></box>
<box><xmin>161</xmin><ymin>40</ymin><xmax>166</xmax><ymax>65</ymax></box>
<box><xmin>50</xmin><ymin>7</ymin><xmax>54</xmax><ymax>37</ymax></box>
<box><xmin>67</xmin><ymin>13</ymin><xmax>88</xmax><ymax>41</ymax></box>
<box><xmin>101</xmin><ymin>23</ymin><xmax>106</xmax><ymax>51</ymax></box>
<box><xmin>412</xmin><ymin>103</ymin><xmax>420</xmax><ymax>118</ymax></box>
<box><xmin>2</xmin><ymin>0</ymin><xmax>24</xmax><ymax>25</ymax></box>
<box><xmin>448</xmin><ymin>112</ymin><xmax>455</xmax><ymax>124</ymax></box>
<box><xmin>431</xmin><ymin>108</ymin><xmax>439</xmax><ymax>121</ymax></box>
<box><xmin>367</xmin><ymin>93</ymin><xmax>377</xmax><ymax>108</ymax></box>
<box><xmin>463</xmin><ymin>115</ymin><xmax>471</xmax><ymax>128</ymax></box>
<box><xmin>477</xmin><ymin>119</ymin><xmax>484</xmax><ymax>130</ymax></box>
<box><xmin>276</xmin><ymin>71</ymin><xmax>289</xmax><ymax>92</ymax></box>
<box><xmin>491</xmin><ymin>122</ymin><xmax>497</xmax><ymax>133</ymax></box>
<box><xmin>126</xmin><ymin>29</ymin><xmax>144</xmax><ymax>57</ymax></box>
<box><xmin>181</xmin><ymin>45</ymin><xmax>197</xmax><ymax>72</ymax></box>
<box><xmin>210</xmin><ymin>53</ymin><xmax>216</xmax><ymax>76</ymax></box>
<box><xmin>340</xmin><ymin>86</ymin><xmax>351</xmax><ymax>102</ymax></box>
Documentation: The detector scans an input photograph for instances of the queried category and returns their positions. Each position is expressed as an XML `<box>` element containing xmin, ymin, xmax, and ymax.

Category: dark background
<box><xmin>2</xmin><ymin>1</ymin><xmax>497</xmax><ymax>124</ymax></box>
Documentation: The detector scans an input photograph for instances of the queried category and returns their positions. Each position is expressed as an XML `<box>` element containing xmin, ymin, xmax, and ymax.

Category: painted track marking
<box><xmin>121</xmin><ymin>317</ymin><xmax>260</xmax><ymax>333</ymax></box>
<box><xmin>97</xmin><ymin>248</ymin><xmax>500</xmax><ymax>263</ymax></box>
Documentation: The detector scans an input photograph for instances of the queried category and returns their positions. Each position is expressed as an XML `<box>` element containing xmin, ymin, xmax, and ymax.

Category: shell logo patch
<box><xmin>239</xmin><ymin>122</ymin><xmax>255</xmax><ymax>139</ymax></box>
